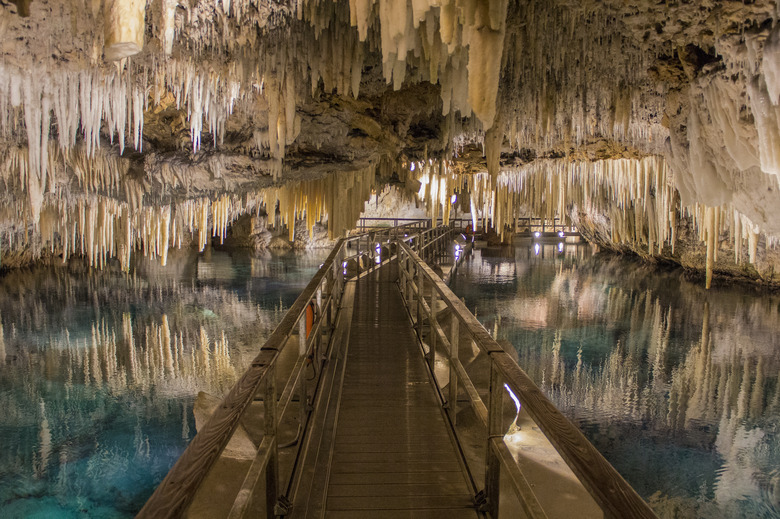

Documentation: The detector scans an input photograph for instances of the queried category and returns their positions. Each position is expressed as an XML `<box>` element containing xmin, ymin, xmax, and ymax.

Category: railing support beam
<box><xmin>264</xmin><ymin>368</ymin><xmax>279</xmax><ymax>519</ymax></box>
<box><xmin>485</xmin><ymin>362</ymin><xmax>504</xmax><ymax>518</ymax></box>
<box><xmin>448</xmin><ymin>319</ymin><xmax>459</xmax><ymax>424</ymax></box>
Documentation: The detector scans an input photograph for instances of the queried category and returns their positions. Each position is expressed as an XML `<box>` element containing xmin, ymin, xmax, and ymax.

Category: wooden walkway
<box><xmin>293</xmin><ymin>263</ymin><xmax>481</xmax><ymax>518</ymax></box>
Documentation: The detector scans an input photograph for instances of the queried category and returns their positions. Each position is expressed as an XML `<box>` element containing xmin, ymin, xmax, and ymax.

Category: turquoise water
<box><xmin>450</xmin><ymin>239</ymin><xmax>780</xmax><ymax>519</ymax></box>
<box><xmin>0</xmin><ymin>248</ymin><xmax>329</xmax><ymax>518</ymax></box>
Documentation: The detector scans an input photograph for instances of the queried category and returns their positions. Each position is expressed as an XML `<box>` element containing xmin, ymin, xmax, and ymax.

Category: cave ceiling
<box><xmin>0</xmin><ymin>0</ymin><xmax>779</xmax><ymax>280</ymax></box>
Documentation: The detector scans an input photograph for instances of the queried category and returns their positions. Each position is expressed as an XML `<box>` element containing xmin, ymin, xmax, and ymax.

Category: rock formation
<box><xmin>0</xmin><ymin>0</ymin><xmax>779</xmax><ymax>286</ymax></box>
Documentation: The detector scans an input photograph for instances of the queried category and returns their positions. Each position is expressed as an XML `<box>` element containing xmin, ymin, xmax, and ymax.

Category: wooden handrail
<box><xmin>397</xmin><ymin>241</ymin><xmax>657</xmax><ymax>519</ymax></box>
<box><xmin>138</xmin><ymin>222</ymin><xmax>445</xmax><ymax>519</ymax></box>
<box><xmin>137</xmin><ymin>239</ymin><xmax>347</xmax><ymax>518</ymax></box>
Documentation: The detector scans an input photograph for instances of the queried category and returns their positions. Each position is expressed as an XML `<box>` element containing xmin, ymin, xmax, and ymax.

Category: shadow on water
<box><xmin>450</xmin><ymin>238</ymin><xmax>780</xmax><ymax>519</ymax></box>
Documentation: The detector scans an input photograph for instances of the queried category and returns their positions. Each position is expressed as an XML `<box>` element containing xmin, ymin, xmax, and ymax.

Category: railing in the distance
<box><xmin>357</xmin><ymin>216</ymin><xmax>577</xmax><ymax>234</ymax></box>
<box><xmin>396</xmin><ymin>241</ymin><xmax>657</xmax><ymax>519</ymax></box>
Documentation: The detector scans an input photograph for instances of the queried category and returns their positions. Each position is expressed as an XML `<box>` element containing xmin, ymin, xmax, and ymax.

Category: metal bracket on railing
<box><xmin>474</xmin><ymin>490</ymin><xmax>489</xmax><ymax>512</ymax></box>
<box><xmin>274</xmin><ymin>495</ymin><xmax>292</xmax><ymax>516</ymax></box>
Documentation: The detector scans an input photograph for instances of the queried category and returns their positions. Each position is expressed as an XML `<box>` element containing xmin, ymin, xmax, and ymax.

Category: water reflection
<box><xmin>0</xmin><ymin>248</ymin><xmax>328</xmax><ymax>517</ymax></box>
<box><xmin>451</xmin><ymin>239</ymin><xmax>780</xmax><ymax>518</ymax></box>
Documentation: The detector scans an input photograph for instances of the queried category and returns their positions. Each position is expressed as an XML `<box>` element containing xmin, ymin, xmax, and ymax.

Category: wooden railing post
<box><xmin>296</xmin><ymin>312</ymin><xmax>310</xmax><ymax>478</ymax></box>
<box><xmin>264</xmin><ymin>367</ymin><xmax>279</xmax><ymax>518</ymax></box>
<box><xmin>405</xmin><ymin>254</ymin><xmax>413</xmax><ymax>303</ymax></box>
<box><xmin>448</xmin><ymin>319</ymin><xmax>459</xmax><ymax>424</ymax></box>
<box><xmin>416</xmin><ymin>264</ymin><xmax>424</xmax><ymax>335</ymax></box>
<box><xmin>327</xmin><ymin>271</ymin><xmax>335</xmax><ymax>338</ymax></box>
<box><xmin>400</xmin><ymin>250</ymin><xmax>408</xmax><ymax>302</ymax></box>
<box><xmin>333</xmin><ymin>250</ymin><xmax>341</xmax><ymax>300</ymax></box>
<box><xmin>485</xmin><ymin>360</ymin><xmax>504</xmax><ymax>518</ymax></box>
<box><xmin>298</xmin><ymin>313</ymin><xmax>307</xmax><ymax>356</ymax></box>
<box><xmin>316</xmin><ymin>286</ymin><xmax>323</xmax><ymax>352</ymax></box>
<box><xmin>429</xmin><ymin>285</ymin><xmax>437</xmax><ymax>371</ymax></box>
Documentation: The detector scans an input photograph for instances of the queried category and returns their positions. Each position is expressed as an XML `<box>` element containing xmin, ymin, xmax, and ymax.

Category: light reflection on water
<box><xmin>450</xmin><ymin>239</ymin><xmax>780</xmax><ymax>519</ymax></box>
<box><xmin>0</xmin><ymin>248</ymin><xmax>329</xmax><ymax>518</ymax></box>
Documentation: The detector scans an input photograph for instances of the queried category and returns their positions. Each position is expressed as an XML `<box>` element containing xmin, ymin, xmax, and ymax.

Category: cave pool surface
<box><xmin>0</xmin><ymin>248</ymin><xmax>329</xmax><ymax>518</ymax></box>
<box><xmin>2</xmin><ymin>239</ymin><xmax>779</xmax><ymax>518</ymax></box>
<box><xmin>449</xmin><ymin>238</ymin><xmax>780</xmax><ymax>518</ymax></box>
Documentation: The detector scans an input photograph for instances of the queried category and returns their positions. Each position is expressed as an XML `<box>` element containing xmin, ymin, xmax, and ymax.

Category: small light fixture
<box><xmin>534</xmin><ymin>231</ymin><xmax>540</xmax><ymax>238</ymax></box>
<box><xmin>504</xmin><ymin>383</ymin><xmax>521</xmax><ymax>413</ymax></box>
<box><xmin>558</xmin><ymin>231</ymin><xmax>564</xmax><ymax>237</ymax></box>
<box><xmin>450</xmin><ymin>193</ymin><xmax>457</xmax><ymax>204</ymax></box>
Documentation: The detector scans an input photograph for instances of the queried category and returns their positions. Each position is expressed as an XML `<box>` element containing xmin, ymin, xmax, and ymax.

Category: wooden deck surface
<box><xmin>300</xmin><ymin>264</ymin><xmax>480</xmax><ymax>518</ymax></box>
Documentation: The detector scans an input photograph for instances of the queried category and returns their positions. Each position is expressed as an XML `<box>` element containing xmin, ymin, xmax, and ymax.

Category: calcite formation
<box><xmin>0</xmin><ymin>0</ymin><xmax>778</xmax><ymax>286</ymax></box>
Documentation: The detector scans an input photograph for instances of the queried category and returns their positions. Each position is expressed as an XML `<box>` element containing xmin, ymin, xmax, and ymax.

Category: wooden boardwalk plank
<box><xmin>327</xmin><ymin>495</ymin><xmax>476</xmax><ymax>511</ymax></box>
<box><xmin>328</xmin><ymin>482</ymin><xmax>469</xmax><ymax>497</ymax></box>
<box><xmin>325</xmin><ymin>509</ymin><xmax>478</xmax><ymax>519</ymax></box>
<box><xmin>329</xmin><ymin>472</ymin><xmax>469</xmax><ymax>486</ymax></box>
<box><xmin>333</xmin><ymin>443</ymin><xmax>456</xmax><ymax>454</ymax></box>
<box><xmin>322</xmin><ymin>265</ymin><xmax>479</xmax><ymax>518</ymax></box>
<box><xmin>330</xmin><ymin>461</ymin><xmax>463</xmax><ymax>474</ymax></box>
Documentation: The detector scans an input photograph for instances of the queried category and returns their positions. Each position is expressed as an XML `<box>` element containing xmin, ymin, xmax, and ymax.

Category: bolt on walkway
<box><xmin>292</xmin><ymin>262</ymin><xmax>481</xmax><ymax>518</ymax></box>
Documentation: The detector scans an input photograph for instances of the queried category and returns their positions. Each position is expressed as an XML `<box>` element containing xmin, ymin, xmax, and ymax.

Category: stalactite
<box><xmin>104</xmin><ymin>0</ymin><xmax>147</xmax><ymax>61</ymax></box>
<box><xmin>0</xmin><ymin>0</ymin><xmax>778</xmax><ymax>287</ymax></box>
<box><xmin>0</xmin><ymin>160</ymin><xmax>379</xmax><ymax>269</ymax></box>
<box><xmin>407</xmin><ymin>155</ymin><xmax>777</xmax><ymax>287</ymax></box>
<box><xmin>266</xmin><ymin>163</ymin><xmax>378</xmax><ymax>240</ymax></box>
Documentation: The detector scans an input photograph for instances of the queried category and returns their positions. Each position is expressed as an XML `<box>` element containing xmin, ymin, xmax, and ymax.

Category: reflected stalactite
<box><xmin>457</xmin><ymin>242</ymin><xmax>780</xmax><ymax>516</ymax></box>
<box><xmin>474</xmin><ymin>245</ymin><xmax>780</xmax><ymax>441</ymax></box>
<box><xmin>1</xmin><ymin>160</ymin><xmax>378</xmax><ymax>269</ymax></box>
<box><xmin>35</xmin><ymin>400</ymin><xmax>51</xmax><ymax>479</ymax></box>
<box><xmin>0</xmin><ymin>249</ymin><xmax>324</xmax><ymax>514</ymax></box>
<box><xmin>0</xmin><ymin>317</ymin><xmax>5</xmax><ymax>366</ymax></box>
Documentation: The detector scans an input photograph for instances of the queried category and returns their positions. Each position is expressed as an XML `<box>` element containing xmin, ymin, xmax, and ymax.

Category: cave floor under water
<box><xmin>0</xmin><ymin>247</ymin><xmax>330</xmax><ymax>518</ymax></box>
<box><xmin>449</xmin><ymin>238</ymin><xmax>780</xmax><ymax>519</ymax></box>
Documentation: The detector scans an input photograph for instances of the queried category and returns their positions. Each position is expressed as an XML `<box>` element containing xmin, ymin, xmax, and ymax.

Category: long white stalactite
<box><xmin>410</xmin><ymin>156</ymin><xmax>777</xmax><ymax>288</ymax></box>
<box><xmin>1</xmin><ymin>163</ymin><xmax>378</xmax><ymax>270</ymax></box>
<box><xmin>0</xmin><ymin>0</ymin><xmax>779</xmax><ymax>288</ymax></box>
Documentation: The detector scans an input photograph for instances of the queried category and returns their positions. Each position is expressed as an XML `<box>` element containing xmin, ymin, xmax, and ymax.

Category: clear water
<box><xmin>0</xmin><ymin>248</ymin><xmax>329</xmax><ymax>518</ymax></box>
<box><xmin>450</xmin><ymin>239</ymin><xmax>780</xmax><ymax>519</ymax></box>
